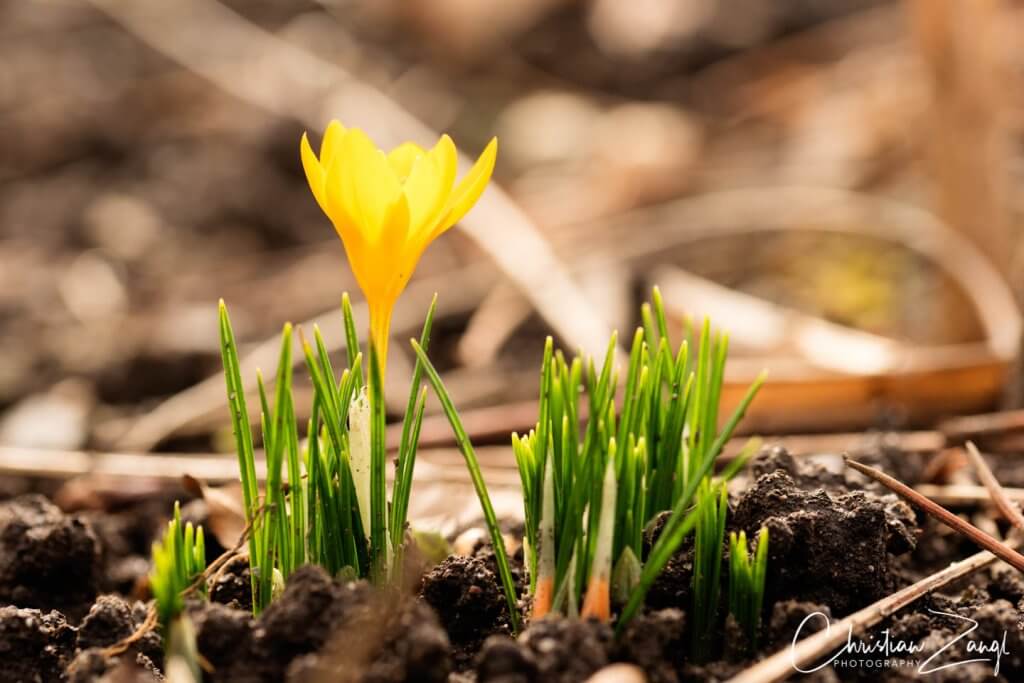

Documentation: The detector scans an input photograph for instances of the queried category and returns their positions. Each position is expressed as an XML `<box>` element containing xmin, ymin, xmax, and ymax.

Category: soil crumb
<box><xmin>477</xmin><ymin>617</ymin><xmax>613</xmax><ymax>683</ymax></box>
<box><xmin>640</xmin><ymin>512</ymin><xmax>695</xmax><ymax>611</ymax></box>
<box><xmin>420</xmin><ymin>554</ymin><xmax>511</xmax><ymax>669</ymax></box>
<box><xmin>190</xmin><ymin>601</ymin><xmax>255</xmax><ymax>676</ymax></box>
<box><xmin>209</xmin><ymin>554</ymin><xmax>254</xmax><ymax>613</ymax></box>
<box><xmin>0</xmin><ymin>606</ymin><xmax>76</xmax><ymax>683</ymax></box>
<box><xmin>77</xmin><ymin>595</ymin><xmax>162</xmax><ymax>666</ymax></box>
<box><xmin>193</xmin><ymin>564</ymin><xmax>450</xmax><ymax>683</ymax></box>
<box><xmin>751</xmin><ymin>443</ymin><xmax>930</xmax><ymax>494</ymax></box>
<box><xmin>0</xmin><ymin>494</ymin><xmax>101</xmax><ymax>620</ymax></box>
<box><xmin>66</xmin><ymin>649</ymin><xmax>162</xmax><ymax>683</ymax></box>
<box><xmin>751</xmin><ymin>446</ymin><xmax>848</xmax><ymax>491</ymax></box>
<box><xmin>616</xmin><ymin>608</ymin><xmax>686</xmax><ymax>683</ymax></box>
<box><xmin>732</xmin><ymin>469</ymin><xmax>917</xmax><ymax>615</ymax></box>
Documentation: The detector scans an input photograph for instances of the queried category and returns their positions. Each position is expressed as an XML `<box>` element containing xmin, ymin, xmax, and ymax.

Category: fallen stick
<box><xmin>0</xmin><ymin>430</ymin><xmax>943</xmax><ymax>483</ymax></box>
<box><xmin>0</xmin><ymin>444</ymin><xmax>517</xmax><ymax>485</ymax></box>
<box><xmin>963</xmin><ymin>440</ymin><xmax>1024</xmax><ymax>530</ymax></box>
<box><xmin>652</xmin><ymin>265</ymin><xmax>910</xmax><ymax>375</ymax></box>
<box><xmin>942</xmin><ymin>410</ymin><xmax>1024</xmax><ymax>443</ymax></box>
<box><xmin>914</xmin><ymin>483</ymin><xmax>1024</xmax><ymax>508</ymax></box>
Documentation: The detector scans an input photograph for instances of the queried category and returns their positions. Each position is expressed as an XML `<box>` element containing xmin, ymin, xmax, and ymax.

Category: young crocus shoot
<box><xmin>149</xmin><ymin>502</ymin><xmax>207</xmax><ymax>629</ymax></box>
<box><xmin>416</xmin><ymin>288</ymin><xmax>765</xmax><ymax>631</ymax></box>
<box><xmin>300</xmin><ymin>121</ymin><xmax>497</xmax><ymax>371</ymax></box>
<box><xmin>728</xmin><ymin>527</ymin><xmax>770</xmax><ymax>651</ymax></box>
<box><xmin>219</xmin><ymin>295</ymin><xmax>438</xmax><ymax>612</ymax></box>
<box><xmin>580</xmin><ymin>455</ymin><xmax>617</xmax><ymax>622</ymax></box>
<box><xmin>509</xmin><ymin>296</ymin><xmax>762</xmax><ymax>627</ymax></box>
<box><xmin>691</xmin><ymin>482</ymin><xmax>728</xmax><ymax>659</ymax></box>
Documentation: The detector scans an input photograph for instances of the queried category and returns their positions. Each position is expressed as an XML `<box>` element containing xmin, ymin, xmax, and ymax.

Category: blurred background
<box><xmin>3</xmin><ymin>0</ymin><xmax>1024</xmax><ymax>468</ymax></box>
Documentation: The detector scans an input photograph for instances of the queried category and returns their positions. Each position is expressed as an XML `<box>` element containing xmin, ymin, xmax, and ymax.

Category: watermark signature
<box><xmin>791</xmin><ymin>610</ymin><xmax>1010</xmax><ymax>676</ymax></box>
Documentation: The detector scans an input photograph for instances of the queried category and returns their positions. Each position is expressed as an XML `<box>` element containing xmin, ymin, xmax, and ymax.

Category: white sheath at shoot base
<box><xmin>349</xmin><ymin>386</ymin><xmax>372</xmax><ymax>540</ymax></box>
<box><xmin>582</xmin><ymin>450</ymin><xmax>617</xmax><ymax>621</ymax></box>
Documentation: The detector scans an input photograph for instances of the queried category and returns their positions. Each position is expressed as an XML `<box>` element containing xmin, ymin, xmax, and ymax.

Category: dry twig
<box><xmin>914</xmin><ymin>483</ymin><xmax>1024</xmax><ymax>509</ymax></box>
<box><xmin>963</xmin><ymin>440</ymin><xmax>1024</xmax><ymax>530</ymax></box>
<box><xmin>845</xmin><ymin>458</ymin><xmax>1024</xmax><ymax>572</ymax></box>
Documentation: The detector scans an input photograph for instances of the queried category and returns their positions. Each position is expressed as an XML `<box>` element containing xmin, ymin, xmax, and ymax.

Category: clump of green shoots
<box><xmin>219</xmin><ymin>294</ymin><xmax>436</xmax><ymax>613</ymax></box>
<box><xmin>691</xmin><ymin>482</ymin><xmax>728</xmax><ymax>657</ymax></box>
<box><xmin>149</xmin><ymin>502</ymin><xmax>207</xmax><ymax>628</ymax></box>
<box><xmin>728</xmin><ymin>527</ymin><xmax>769</xmax><ymax>651</ymax></box>
<box><xmin>412</xmin><ymin>287</ymin><xmax>765</xmax><ymax>634</ymax></box>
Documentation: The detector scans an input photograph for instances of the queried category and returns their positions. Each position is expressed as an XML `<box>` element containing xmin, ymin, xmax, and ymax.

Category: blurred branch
<box><xmin>652</xmin><ymin>264</ymin><xmax>909</xmax><ymax>375</ymax></box>
<box><xmin>456</xmin><ymin>280</ymin><xmax>533</xmax><ymax>368</ymax></box>
<box><xmin>561</xmin><ymin>187</ymin><xmax>1021</xmax><ymax>360</ymax></box>
<box><xmin>907</xmin><ymin>0</ymin><xmax>1012</xmax><ymax>279</ymax></box>
<box><xmin>87</xmin><ymin>0</ymin><xmax>618</xmax><ymax>435</ymax></box>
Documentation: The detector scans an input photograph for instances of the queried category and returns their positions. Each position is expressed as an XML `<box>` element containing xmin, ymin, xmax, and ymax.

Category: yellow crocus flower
<box><xmin>301</xmin><ymin>121</ymin><xmax>497</xmax><ymax>371</ymax></box>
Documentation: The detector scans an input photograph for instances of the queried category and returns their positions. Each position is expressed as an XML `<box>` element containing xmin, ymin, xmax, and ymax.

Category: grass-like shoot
<box><xmin>691</xmin><ymin>482</ymin><xmax>728</xmax><ymax>658</ymax></box>
<box><xmin>149</xmin><ymin>502</ymin><xmax>206</xmax><ymax>628</ymax></box>
<box><xmin>219</xmin><ymin>294</ymin><xmax>436</xmax><ymax>612</ymax></box>
<box><xmin>413</xmin><ymin>287</ymin><xmax>765</xmax><ymax>633</ymax></box>
<box><xmin>528</xmin><ymin>290</ymin><xmax>764</xmax><ymax>628</ymax></box>
<box><xmin>728</xmin><ymin>527</ymin><xmax>769</xmax><ymax>651</ymax></box>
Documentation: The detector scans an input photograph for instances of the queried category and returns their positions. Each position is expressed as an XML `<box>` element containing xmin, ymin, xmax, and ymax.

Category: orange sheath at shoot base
<box><xmin>580</xmin><ymin>577</ymin><xmax>610</xmax><ymax>622</ymax></box>
<box><xmin>532</xmin><ymin>576</ymin><xmax>554</xmax><ymax>620</ymax></box>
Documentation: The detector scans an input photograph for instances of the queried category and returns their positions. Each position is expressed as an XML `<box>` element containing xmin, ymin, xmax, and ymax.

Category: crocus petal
<box><xmin>300</xmin><ymin>133</ymin><xmax>328</xmax><ymax>214</ymax></box>
<box><xmin>323</xmin><ymin>151</ymin><xmax>354</xmax><ymax>229</ymax></box>
<box><xmin>387</xmin><ymin>142</ymin><xmax>425</xmax><ymax>181</ymax></box>
<box><xmin>435</xmin><ymin>137</ymin><xmax>497</xmax><ymax>238</ymax></box>
<box><xmin>428</xmin><ymin>134</ymin><xmax>458</xmax><ymax>198</ymax></box>
<box><xmin>320</xmin><ymin>120</ymin><xmax>346</xmax><ymax>168</ymax></box>
<box><xmin>404</xmin><ymin>134</ymin><xmax>457</xmax><ymax>238</ymax></box>
<box><xmin>331</xmin><ymin>214</ymin><xmax>368</xmax><ymax>278</ymax></box>
<box><xmin>403</xmin><ymin>155</ymin><xmax>447</xmax><ymax>238</ymax></box>
<box><xmin>299</xmin><ymin>121</ymin><xmax>497</xmax><ymax>383</ymax></box>
<box><xmin>376</xmin><ymin>193</ymin><xmax>411</xmax><ymax>295</ymax></box>
<box><xmin>339</xmin><ymin>129</ymin><xmax>402</xmax><ymax>240</ymax></box>
<box><xmin>400</xmin><ymin>239</ymin><xmax>427</xmax><ymax>291</ymax></box>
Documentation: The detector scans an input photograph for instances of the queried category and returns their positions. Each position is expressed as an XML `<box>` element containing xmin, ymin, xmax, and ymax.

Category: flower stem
<box><xmin>369</xmin><ymin>301</ymin><xmax>393</xmax><ymax>376</ymax></box>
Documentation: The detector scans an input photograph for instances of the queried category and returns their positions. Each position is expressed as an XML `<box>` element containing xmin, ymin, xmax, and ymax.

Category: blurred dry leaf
<box><xmin>182</xmin><ymin>474</ymin><xmax>246</xmax><ymax>549</ymax></box>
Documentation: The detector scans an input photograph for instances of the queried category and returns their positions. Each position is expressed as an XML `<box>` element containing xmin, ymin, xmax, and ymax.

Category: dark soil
<box><xmin>6</xmin><ymin>441</ymin><xmax>1024</xmax><ymax>682</ymax></box>
<box><xmin>76</xmin><ymin>595</ymin><xmax>161</xmax><ymax>664</ymax></box>
<box><xmin>642</xmin><ymin>513</ymin><xmax>695</xmax><ymax>612</ymax></box>
<box><xmin>193</xmin><ymin>564</ymin><xmax>451</xmax><ymax>683</ymax></box>
<box><xmin>208</xmin><ymin>554</ymin><xmax>254</xmax><ymax>613</ymax></box>
<box><xmin>733</xmin><ymin>466</ymin><xmax>918</xmax><ymax>615</ymax></box>
<box><xmin>65</xmin><ymin>650</ymin><xmax>162</xmax><ymax>683</ymax></box>
<box><xmin>616</xmin><ymin>609</ymin><xmax>687</xmax><ymax>683</ymax></box>
<box><xmin>0</xmin><ymin>606</ymin><xmax>76</xmax><ymax>683</ymax></box>
<box><xmin>477</xmin><ymin>618</ymin><xmax>614</xmax><ymax>683</ymax></box>
<box><xmin>822</xmin><ymin>573</ymin><xmax>1024</xmax><ymax>682</ymax></box>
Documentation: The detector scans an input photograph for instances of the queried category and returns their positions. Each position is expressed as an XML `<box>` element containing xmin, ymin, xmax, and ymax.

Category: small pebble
<box><xmin>584</xmin><ymin>663</ymin><xmax>647</xmax><ymax>683</ymax></box>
